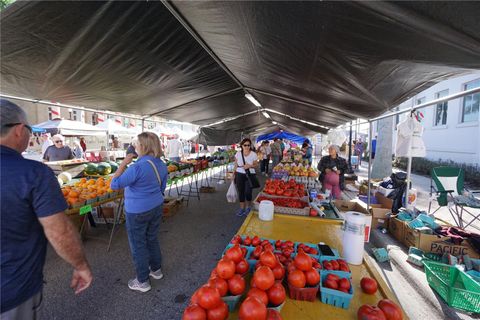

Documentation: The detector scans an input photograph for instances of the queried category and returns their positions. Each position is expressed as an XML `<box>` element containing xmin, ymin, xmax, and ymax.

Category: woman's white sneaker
<box><xmin>128</xmin><ymin>278</ymin><xmax>151</xmax><ymax>292</ymax></box>
<box><xmin>149</xmin><ymin>268</ymin><xmax>164</xmax><ymax>280</ymax></box>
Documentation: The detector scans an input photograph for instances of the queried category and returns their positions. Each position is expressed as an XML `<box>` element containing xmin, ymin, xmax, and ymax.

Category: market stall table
<box><xmin>227</xmin><ymin>213</ymin><xmax>407</xmax><ymax>319</ymax></box>
<box><xmin>65</xmin><ymin>193</ymin><xmax>124</xmax><ymax>251</ymax></box>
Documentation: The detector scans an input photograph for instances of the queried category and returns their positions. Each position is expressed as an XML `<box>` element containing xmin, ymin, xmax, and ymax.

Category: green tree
<box><xmin>1</xmin><ymin>0</ymin><xmax>15</xmax><ymax>10</ymax></box>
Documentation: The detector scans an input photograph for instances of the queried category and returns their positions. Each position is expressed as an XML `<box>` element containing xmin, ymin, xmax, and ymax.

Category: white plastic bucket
<box><xmin>259</xmin><ymin>200</ymin><xmax>274</xmax><ymax>221</ymax></box>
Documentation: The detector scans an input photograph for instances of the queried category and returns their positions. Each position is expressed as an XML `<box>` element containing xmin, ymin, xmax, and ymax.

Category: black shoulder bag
<box><xmin>241</xmin><ymin>150</ymin><xmax>260</xmax><ymax>189</ymax></box>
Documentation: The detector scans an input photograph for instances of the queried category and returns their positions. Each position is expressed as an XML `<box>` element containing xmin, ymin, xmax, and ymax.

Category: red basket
<box><xmin>287</xmin><ymin>283</ymin><xmax>319</xmax><ymax>302</ymax></box>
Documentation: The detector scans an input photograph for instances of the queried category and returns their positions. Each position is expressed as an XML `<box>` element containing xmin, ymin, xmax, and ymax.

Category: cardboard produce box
<box><xmin>403</xmin><ymin>227</ymin><xmax>480</xmax><ymax>258</ymax></box>
<box><xmin>375</xmin><ymin>192</ymin><xmax>393</xmax><ymax>210</ymax></box>
<box><xmin>163</xmin><ymin>197</ymin><xmax>181</xmax><ymax>218</ymax></box>
<box><xmin>333</xmin><ymin>199</ymin><xmax>372</xmax><ymax>243</ymax></box>
<box><xmin>388</xmin><ymin>218</ymin><xmax>407</xmax><ymax>243</ymax></box>
<box><xmin>372</xmin><ymin>217</ymin><xmax>389</xmax><ymax>230</ymax></box>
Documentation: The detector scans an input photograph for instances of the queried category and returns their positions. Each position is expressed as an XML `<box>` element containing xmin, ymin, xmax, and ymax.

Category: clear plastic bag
<box><xmin>226</xmin><ymin>181</ymin><xmax>238</xmax><ymax>203</ymax></box>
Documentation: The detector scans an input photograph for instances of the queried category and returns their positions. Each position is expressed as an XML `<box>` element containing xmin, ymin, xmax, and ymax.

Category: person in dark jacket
<box><xmin>317</xmin><ymin>145</ymin><xmax>348</xmax><ymax>199</ymax></box>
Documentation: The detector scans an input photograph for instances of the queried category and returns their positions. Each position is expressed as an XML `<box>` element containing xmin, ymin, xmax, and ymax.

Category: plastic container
<box><xmin>259</xmin><ymin>200</ymin><xmax>274</xmax><ymax>221</ymax></box>
<box><xmin>320</xmin><ymin>271</ymin><xmax>354</xmax><ymax>309</ymax></box>
<box><xmin>424</xmin><ymin>260</ymin><xmax>480</xmax><ymax>313</ymax></box>
<box><xmin>222</xmin><ymin>294</ymin><xmax>243</xmax><ymax>312</ymax></box>
<box><xmin>287</xmin><ymin>283</ymin><xmax>319</xmax><ymax>302</ymax></box>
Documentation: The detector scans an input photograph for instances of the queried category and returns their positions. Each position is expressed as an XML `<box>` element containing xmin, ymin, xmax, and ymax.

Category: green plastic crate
<box><xmin>423</xmin><ymin>260</ymin><xmax>480</xmax><ymax>313</ymax></box>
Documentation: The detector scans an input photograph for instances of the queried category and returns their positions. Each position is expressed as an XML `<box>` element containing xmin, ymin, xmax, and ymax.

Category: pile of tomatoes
<box><xmin>256</xmin><ymin>196</ymin><xmax>308</xmax><ymax>209</ymax></box>
<box><xmin>322</xmin><ymin>258</ymin><xmax>350</xmax><ymax>272</ymax></box>
<box><xmin>322</xmin><ymin>273</ymin><xmax>351</xmax><ymax>293</ymax></box>
<box><xmin>238</xmin><ymin>251</ymin><xmax>288</xmax><ymax>319</ymax></box>
<box><xmin>263</xmin><ymin>179</ymin><xmax>306</xmax><ymax>197</ymax></box>
<box><xmin>286</xmin><ymin>250</ymin><xmax>321</xmax><ymax>290</ymax></box>
<box><xmin>183</xmin><ymin>245</ymin><xmax>248</xmax><ymax>320</ymax></box>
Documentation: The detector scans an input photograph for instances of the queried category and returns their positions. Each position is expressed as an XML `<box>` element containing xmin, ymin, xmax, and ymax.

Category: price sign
<box><xmin>79</xmin><ymin>205</ymin><xmax>92</xmax><ymax>216</ymax></box>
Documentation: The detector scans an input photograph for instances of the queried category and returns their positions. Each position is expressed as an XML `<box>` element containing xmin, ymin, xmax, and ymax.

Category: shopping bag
<box><xmin>246</xmin><ymin>173</ymin><xmax>260</xmax><ymax>189</ymax></box>
<box><xmin>226</xmin><ymin>181</ymin><xmax>238</xmax><ymax>203</ymax></box>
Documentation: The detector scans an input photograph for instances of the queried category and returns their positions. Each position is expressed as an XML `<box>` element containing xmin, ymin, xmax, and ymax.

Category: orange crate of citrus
<box><xmin>62</xmin><ymin>177</ymin><xmax>114</xmax><ymax>208</ymax></box>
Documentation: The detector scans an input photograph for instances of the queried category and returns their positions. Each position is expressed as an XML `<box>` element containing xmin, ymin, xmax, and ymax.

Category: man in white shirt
<box><xmin>166</xmin><ymin>134</ymin><xmax>183</xmax><ymax>162</ymax></box>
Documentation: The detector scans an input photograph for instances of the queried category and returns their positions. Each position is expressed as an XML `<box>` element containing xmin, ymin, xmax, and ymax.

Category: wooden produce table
<box><xmin>228</xmin><ymin>213</ymin><xmax>407</xmax><ymax>320</ymax></box>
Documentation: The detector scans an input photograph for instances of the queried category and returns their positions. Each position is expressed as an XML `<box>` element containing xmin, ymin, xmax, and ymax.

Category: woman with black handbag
<box><xmin>231</xmin><ymin>138</ymin><xmax>259</xmax><ymax>216</ymax></box>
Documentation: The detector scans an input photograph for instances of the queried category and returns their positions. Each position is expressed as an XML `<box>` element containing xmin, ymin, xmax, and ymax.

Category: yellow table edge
<box><xmin>237</xmin><ymin>212</ymin><xmax>408</xmax><ymax>319</ymax></box>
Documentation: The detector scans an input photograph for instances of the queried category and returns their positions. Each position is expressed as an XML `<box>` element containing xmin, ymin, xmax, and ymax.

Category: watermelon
<box><xmin>84</xmin><ymin>163</ymin><xmax>98</xmax><ymax>175</ymax></box>
<box><xmin>108</xmin><ymin>161</ymin><xmax>119</xmax><ymax>173</ymax></box>
<box><xmin>97</xmin><ymin>162</ymin><xmax>112</xmax><ymax>175</ymax></box>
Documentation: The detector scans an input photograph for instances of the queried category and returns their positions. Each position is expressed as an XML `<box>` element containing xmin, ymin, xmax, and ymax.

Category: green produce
<box><xmin>97</xmin><ymin>162</ymin><xmax>112</xmax><ymax>175</ymax></box>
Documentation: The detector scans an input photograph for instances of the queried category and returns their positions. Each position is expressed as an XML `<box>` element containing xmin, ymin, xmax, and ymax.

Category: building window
<box><xmin>434</xmin><ymin>90</ymin><xmax>448</xmax><ymax>126</ymax></box>
<box><xmin>72</xmin><ymin>110</ymin><xmax>78</xmax><ymax>121</ymax></box>
<box><xmin>461</xmin><ymin>79</ymin><xmax>480</xmax><ymax>123</ymax></box>
<box><xmin>48</xmin><ymin>107</ymin><xmax>53</xmax><ymax>120</ymax></box>
<box><xmin>416</xmin><ymin>97</ymin><xmax>426</xmax><ymax>105</ymax></box>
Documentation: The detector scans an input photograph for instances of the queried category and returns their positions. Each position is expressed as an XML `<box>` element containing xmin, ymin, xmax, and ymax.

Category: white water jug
<box><xmin>342</xmin><ymin>211</ymin><xmax>366</xmax><ymax>265</ymax></box>
<box><xmin>258</xmin><ymin>200</ymin><xmax>274</xmax><ymax>221</ymax></box>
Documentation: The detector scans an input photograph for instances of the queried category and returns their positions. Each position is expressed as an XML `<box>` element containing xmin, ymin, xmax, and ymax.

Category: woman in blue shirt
<box><xmin>111</xmin><ymin>132</ymin><xmax>168</xmax><ymax>293</ymax></box>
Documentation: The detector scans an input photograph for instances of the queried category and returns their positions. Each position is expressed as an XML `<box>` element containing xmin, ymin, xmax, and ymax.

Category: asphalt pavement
<box><xmin>40</xmin><ymin>169</ymin><xmax>258</xmax><ymax>319</ymax></box>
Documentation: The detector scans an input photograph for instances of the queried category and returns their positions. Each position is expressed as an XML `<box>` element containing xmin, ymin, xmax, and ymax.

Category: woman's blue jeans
<box><xmin>125</xmin><ymin>205</ymin><xmax>163</xmax><ymax>283</ymax></box>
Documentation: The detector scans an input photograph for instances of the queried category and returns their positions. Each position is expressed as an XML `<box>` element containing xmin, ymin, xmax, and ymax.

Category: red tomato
<box><xmin>338</xmin><ymin>278</ymin><xmax>351</xmax><ymax>291</ymax></box>
<box><xmin>267</xmin><ymin>309</ymin><xmax>283</xmax><ymax>320</ymax></box>
<box><xmin>275</xmin><ymin>240</ymin><xmax>282</xmax><ymax>249</ymax></box>
<box><xmin>293</xmin><ymin>251</ymin><xmax>312</xmax><ymax>271</ymax></box>
<box><xmin>267</xmin><ymin>283</ymin><xmax>286</xmax><ymax>306</ymax></box>
<box><xmin>288</xmin><ymin>269</ymin><xmax>306</xmax><ymax>288</ymax></box>
<box><xmin>252</xmin><ymin>236</ymin><xmax>261</xmax><ymax>247</ymax></box>
<box><xmin>252</xmin><ymin>246</ymin><xmax>262</xmax><ymax>259</ymax></box>
<box><xmin>326</xmin><ymin>273</ymin><xmax>340</xmax><ymax>282</ymax></box>
<box><xmin>261</xmin><ymin>240</ymin><xmax>270</xmax><ymax>247</ymax></box>
<box><xmin>309</xmin><ymin>248</ymin><xmax>318</xmax><ymax>255</ymax></box>
<box><xmin>357</xmin><ymin>305</ymin><xmax>387</xmax><ymax>320</ymax></box>
<box><xmin>286</xmin><ymin>263</ymin><xmax>297</xmax><ymax>274</ymax></box>
<box><xmin>377</xmin><ymin>299</ymin><xmax>403</xmax><ymax>320</ymax></box>
<box><xmin>272</xmin><ymin>264</ymin><xmax>285</xmax><ymax>280</ymax></box>
<box><xmin>182</xmin><ymin>304</ymin><xmax>207</xmax><ymax>320</ymax></box>
<box><xmin>216</xmin><ymin>258</ymin><xmax>236</xmax><ymax>280</ymax></box>
<box><xmin>247</xmin><ymin>287</ymin><xmax>269</xmax><ymax>306</ymax></box>
<box><xmin>304</xmin><ymin>268</ymin><xmax>320</xmax><ymax>286</ymax></box>
<box><xmin>241</xmin><ymin>247</ymin><xmax>247</xmax><ymax>257</ymax></box>
<box><xmin>360</xmin><ymin>277</ymin><xmax>378</xmax><ymax>295</ymax></box>
<box><xmin>225</xmin><ymin>245</ymin><xmax>243</xmax><ymax>263</ymax></box>
<box><xmin>253</xmin><ymin>266</ymin><xmax>275</xmax><ymax>291</ymax></box>
<box><xmin>331</xmin><ymin>260</ymin><xmax>340</xmax><ymax>270</ymax></box>
<box><xmin>206</xmin><ymin>301</ymin><xmax>228</xmax><ymax>320</ymax></box>
<box><xmin>190</xmin><ymin>288</ymin><xmax>202</xmax><ymax>305</ymax></box>
<box><xmin>260</xmin><ymin>250</ymin><xmax>277</xmax><ymax>268</ymax></box>
<box><xmin>323</xmin><ymin>261</ymin><xmax>334</xmax><ymax>270</ymax></box>
<box><xmin>323</xmin><ymin>278</ymin><xmax>338</xmax><ymax>290</ymax></box>
<box><xmin>208</xmin><ymin>277</ymin><xmax>228</xmax><ymax>297</ymax></box>
<box><xmin>239</xmin><ymin>297</ymin><xmax>267</xmax><ymax>320</ymax></box>
<box><xmin>228</xmin><ymin>274</ymin><xmax>246</xmax><ymax>296</ymax></box>
<box><xmin>236</xmin><ymin>259</ymin><xmax>249</xmax><ymax>275</ymax></box>
<box><xmin>210</xmin><ymin>269</ymin><xmax>218</xmax><ymax>279</ymax></box>
<box><xmin>339</xmin><ymin>264</ymin><xmax>350</xmax><ymax>272</ymax></box>
<box><xmin>285</xmin><ymin>240</ymin><xmax>294</xmax><ymax>247</ymax></box>
<box><xmin>244</xmin><ymin>236</ymin><xmax>252</xmax><ymax>246</ymax></box>
<box><xmin>197</xmin><ymin>286</ymin><xmax>222</xmax><ymax>310</ymax></box>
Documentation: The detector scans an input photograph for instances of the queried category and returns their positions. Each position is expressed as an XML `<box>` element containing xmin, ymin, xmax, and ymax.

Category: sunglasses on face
<box><xmin>243</xmin><ymin>144</ymin><xmax>251</xmax><ymax>147</ymax></box>
<box><xmin>54</xmin><ymin>140</ymin><xmax>63</xmax><ymax>144</ymax></box>
<box><xmin>4</xmin><ymin>122</ymin><xmax>32</xmax><ymax>133</ymax></box>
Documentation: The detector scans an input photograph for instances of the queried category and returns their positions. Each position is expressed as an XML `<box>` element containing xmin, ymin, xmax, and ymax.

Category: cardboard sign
<box><xmin>79</xmin><ymin>204</ymin><xmax>92</xmax><ymax>216</ymax></box>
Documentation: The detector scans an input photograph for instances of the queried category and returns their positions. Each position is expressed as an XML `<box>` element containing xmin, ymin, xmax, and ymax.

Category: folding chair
<box><xmin>429</xmin><ymin>166</ymin><xmax>480</xmax><ymax>230</ymax></box>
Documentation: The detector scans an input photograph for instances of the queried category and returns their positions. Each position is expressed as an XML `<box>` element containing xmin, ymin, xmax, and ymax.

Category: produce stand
<box><xmin>226</xmin><ymin>213</ymin><xmax>407</xmax><ymax>319</ymax></box>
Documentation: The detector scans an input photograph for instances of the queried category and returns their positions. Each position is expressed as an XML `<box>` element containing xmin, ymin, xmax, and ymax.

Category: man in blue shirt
<box><xmin>0</xmin><ymin>100</ymin><xmax>93</xmax><ymax>319</ymax></box>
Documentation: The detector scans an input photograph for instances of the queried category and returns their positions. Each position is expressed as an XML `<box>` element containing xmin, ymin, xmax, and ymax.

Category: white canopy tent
<box><xmin>94</xmin><ymin>119</ymin><xmax>140</xmax><ymax>135</ymax></box>
<box><xmin>33</xmin><ymin>119</ymin><xmax>107</xmax><ymax>136</ymax></box>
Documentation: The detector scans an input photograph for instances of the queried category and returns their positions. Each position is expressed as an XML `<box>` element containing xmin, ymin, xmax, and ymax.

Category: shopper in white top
<box><xmin>232</xmin><ymin>138</ymin><xmax>259</xmax><ymax>217</ymax></box>
<box><xmin>259</xmin><ymin>140</ymin><xmax>271</xmax><ymax>176</ymax></box>
<box><xmin>165</xmin><ymin>134</ymin><xmax>184</xmax><ymax>162</ymax></box>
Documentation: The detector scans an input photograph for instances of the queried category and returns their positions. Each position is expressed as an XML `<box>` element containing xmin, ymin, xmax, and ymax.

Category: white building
<box><xmin>390</xmin><ymin>73</ymin><xmax>480</xmax><ymax>165</ymax></box>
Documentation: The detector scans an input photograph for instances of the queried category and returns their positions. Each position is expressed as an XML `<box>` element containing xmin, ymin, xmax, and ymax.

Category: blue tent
<box><xmin>256</xmin><ymin>131</ymin><xmax>307</xmax><ymax>144</ymax></box>
<box><xmin>32</xmin><ymin>126</ymin><xmax>46</xmax><ymax>133</ymax></box>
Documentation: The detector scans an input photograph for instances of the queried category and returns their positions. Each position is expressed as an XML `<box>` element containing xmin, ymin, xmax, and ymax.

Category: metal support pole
<box><xmin>348</xmin><ymin>121</ymin><xmax>353</xmax><ymax>173</ymax></box>
<box><xmin>367</xmin><ymin>121</ymin><xmax>373</xmax><ymax>211</ymax></box>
